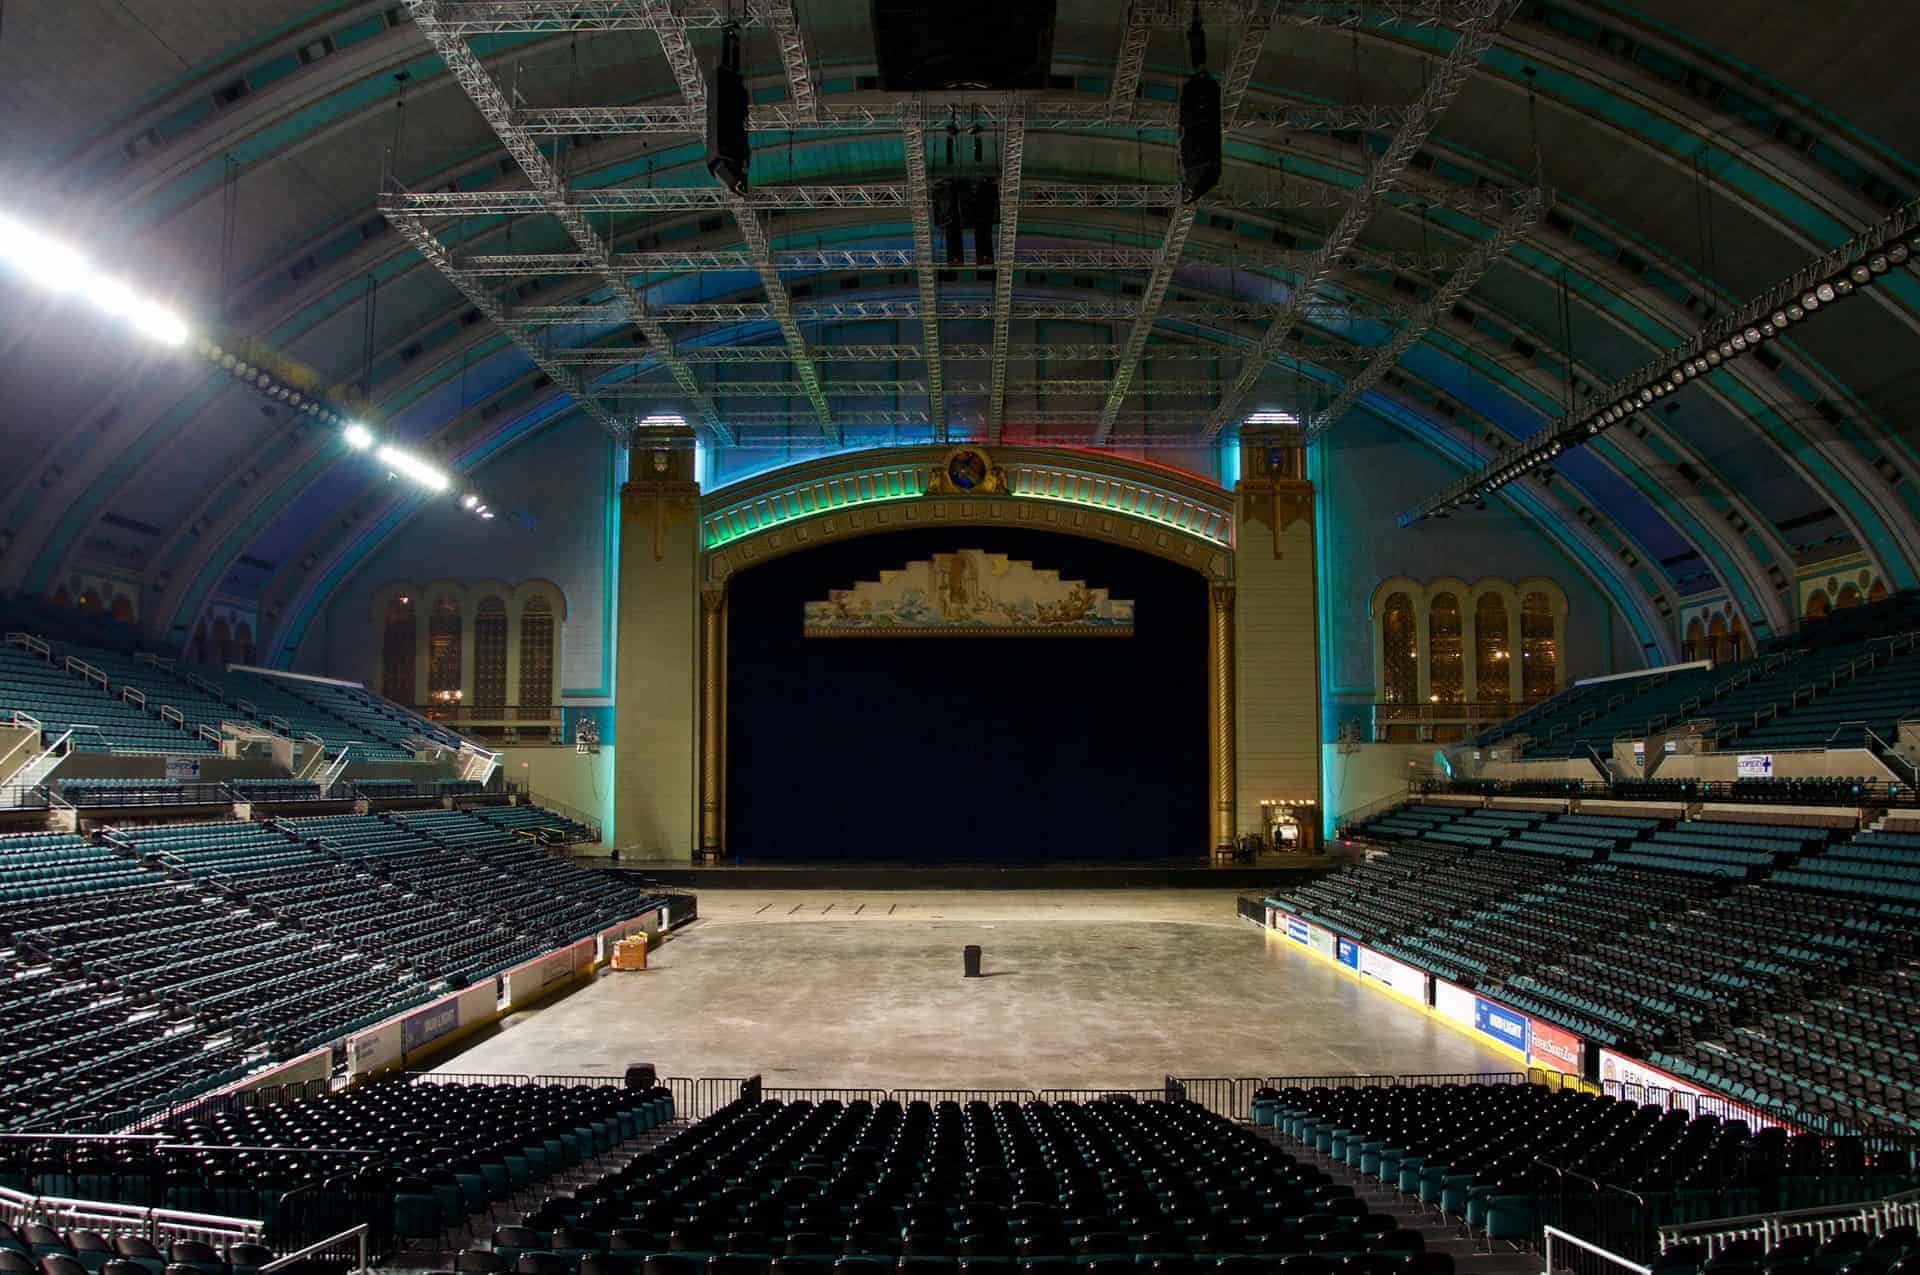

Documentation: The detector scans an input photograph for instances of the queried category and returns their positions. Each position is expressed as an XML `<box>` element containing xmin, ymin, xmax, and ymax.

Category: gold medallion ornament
<box><xmin>926</xmin><ymin>446</ymin><xmax>1007</xmax><ymax>495</ymax></box>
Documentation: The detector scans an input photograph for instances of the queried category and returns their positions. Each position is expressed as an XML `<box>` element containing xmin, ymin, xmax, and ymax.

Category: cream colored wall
<box><xmin>496</xmin><ymin>745</ymin><xmax>618</xmax><ymax>845</ymax></box>
<box><xmin>1323</xmin><ymin>742</ymin><xmax>1438</xmax><ymax>825</ymax></box>
<box><xmin>1656</xmin><ymin>749</ymin><xmax>1897</xmax><ymax>782</ymax></box>
<box><xmin>1234</xmin><ymin>477</ymin><xmax>1321</xmax><ymax>835</ymax></box>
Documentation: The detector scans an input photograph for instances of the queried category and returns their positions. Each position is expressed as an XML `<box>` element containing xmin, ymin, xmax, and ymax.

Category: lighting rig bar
<box><xmin>449</xmin><ymin>244</ymin><xmax>1488</xmax><ymax>276</ymax></box>
<box><xmin>553</xmin><ymin>343</ymin><xmax>1273</xmax><ymax>364</ymax></box>
<box><xmin>902</xmin><ymin>114</ymin><xmax>945</xmax><ymax>435</ymax></box>
<box><xmin>502</xmin><ymin>296</ymin><xmax>1421</xmax><ymax>324</ymax></box>
<box><xmin>986</xmin><ymin>99</ymin><xmax>1027</xmax><ymax>441</ymax></box>
<box><xmin>600</xmin><ymin>379</ymin><xmax>1236</xmax><ymax>397</ymax></box>
<box><xmin>1304</xmin><ymin>187</ymin><xmax>1547</xmax><ymax>437</ymax></box>
<box><xmin>386</xmin><ymin>182</ymin><xmax>1540</xmax><ymax>216</ymax></box>
<box><xmin>1208</xmin><ymin>0</ymin><xmax>1519</xmax><ymax>436</ymax></box>
<box><xmin>506</xmin><ymin>99</ymin><xmax>1409</xmax><ymax>136</ymax></box>
<box><xmin>428</xmin><ymin>0</ymin><xmax>1507</xmax><ymax>36</ymax></box>
<box><xmin>1399</xmin><ymin>197</ymin><xmax>1920</xmax><ymax>526</ymax></box>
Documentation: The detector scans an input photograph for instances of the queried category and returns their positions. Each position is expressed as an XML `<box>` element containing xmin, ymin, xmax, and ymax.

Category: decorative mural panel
<box><xmin>803</xmin><ymin>550</ymin><xmax>1135</xmax><ymax>638</ymax></box>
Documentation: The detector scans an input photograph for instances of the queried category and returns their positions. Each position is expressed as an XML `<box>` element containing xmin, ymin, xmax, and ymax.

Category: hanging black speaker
<box><xmin>1178</xmin><ymin>71</ymin><xmax>1222</xmax><ymax>203</ymax></box>
<box><xmin>706</xmin><ymin>25</ymin><xmax>751</xmax><ymax>194</ymax></box>
<box><xmin>967</xmin><ymin>179</ymin><xmax>1000</xmax><ymax>266</ymax></box>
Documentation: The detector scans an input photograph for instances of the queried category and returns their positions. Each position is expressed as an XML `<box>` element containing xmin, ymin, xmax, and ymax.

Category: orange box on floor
<box><xmin>611</xmin><ymin>935</ymin><xmax>649</xmax><ymax>970</ymax></box>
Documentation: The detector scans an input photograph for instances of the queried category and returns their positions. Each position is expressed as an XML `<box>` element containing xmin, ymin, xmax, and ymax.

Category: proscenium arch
<box><xmin>698</xmin><ymin>446</ymin><xmax>1237</xmax><ymax>589</ymax></box>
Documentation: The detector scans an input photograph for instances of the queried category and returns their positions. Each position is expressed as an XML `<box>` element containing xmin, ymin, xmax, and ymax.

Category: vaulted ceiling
<box><xmin>1</xmin><ymin>0</ymin><xmax>1917</xmax><ymax>666</ymax></box>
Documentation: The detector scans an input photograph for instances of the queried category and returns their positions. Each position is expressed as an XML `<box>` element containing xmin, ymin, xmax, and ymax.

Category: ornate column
<box><xmin>1209</xmin><ymin>583</ymin><xmax>1238</xmax><ymax>854</ymax></box>
<box><xmin>699</xmin><ymin>584</ymin><xmax>727</xmax><ymax>859</ymax></box>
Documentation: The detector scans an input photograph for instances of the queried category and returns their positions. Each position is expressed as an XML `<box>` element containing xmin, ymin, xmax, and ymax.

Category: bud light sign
<box><xmin>1336</xmin><ymin>937</ymin><xmax>1360</xmax><ymax>969</ymax></box>
<box><xmin>1474</xmin><ymin>997</ymin><xmax>1529</xmax><ymax>1053</ymax></box>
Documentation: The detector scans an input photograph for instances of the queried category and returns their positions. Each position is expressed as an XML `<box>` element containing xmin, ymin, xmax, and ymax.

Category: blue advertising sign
<box><xmin>402</xmin><ymin>999</ymin><xmax>460</xmax><ymax>1052</ymax></box>
<box><xmin>1336</xmin><ymin>937</ymin><xmax>1360</xmax><ymax>968</ymax></box>
<box><xmin>1474</xmin><ymin>997</ymin><xmax>1529</xmax><ymax>1052</ymax></box>
<box><xmin>1284</xmin><ymin>916</ymin><xmax>1311</xmax><ymax>945</ymax></box>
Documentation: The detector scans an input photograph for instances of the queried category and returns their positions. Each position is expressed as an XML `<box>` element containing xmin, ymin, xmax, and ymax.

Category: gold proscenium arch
<box><xmin>615</xmin><ymin>434</ymin><xmax>1319</xmax><ymax>861</ymax></box>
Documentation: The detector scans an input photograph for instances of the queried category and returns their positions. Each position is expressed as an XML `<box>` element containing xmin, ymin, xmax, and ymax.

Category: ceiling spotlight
<box><xmin>1771</xmin><ymin>310</ymin><xmax>1790</xmax><ymax>328</ymax></box>
<box><xmin>1787</xmin><ymin>303</ymin><xmax>1806</xmax><ymax>321</ymax></box>
<box><xmin>375</xmin><ymin>443</ymin><xmax>450</xmax><ymax>492</ymax></box>
<box><xmin>343</xmin><ymin>422</ymin><xmax>375</xmax><ymax>450</ymax></box>
<box><xmin>1801</xmin><ymin>291</ymin><xmax>1820</xmax><ymax>311</ymax></box>
<box><xmin>1833</xmin><ymin>277</ymin><xmax>1854</xmax><ymax>297</ymax></box>
<box><xmin>474</xmin><ymin>504</ymin><xmax>488</xmax><ymax>515</ymax></box>
<box><xmin>1816</xmin><ymin>282</ymin><xmax>1837</xmax><ymax>303</ymax></box>
<box><xmin>462</xmin><ymin>493</ymin><xmax>479</xmax><ymax>510</ymax></box>
<box><xmin>1850</xmin><ymin>264</ymin><xmax>1872</xmax><ymax>285</ymax></box>
<box><xmin>1890</xmin><ymin>244</ymin><xmax>1910</xmax><ymax>265</ymax></box>
<box><xmin>480</xmin><ymin>510</ymin><xmax>495</xmax><ymax>520</ymax></box>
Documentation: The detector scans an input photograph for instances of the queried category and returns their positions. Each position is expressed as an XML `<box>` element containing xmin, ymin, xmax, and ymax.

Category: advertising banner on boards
<box><xmin>1474</xmin><ymin>997</ymin><xmax>1529</xmax><ymax>1053</ymax></box>
<box><xmin>1433</xmin><ymin>978</ymin><xmax>1476</xmax><ymax>1028</ymax></box>
<box><xmin>1357</xmin><ymin>947</ymin><xmax>1428</xmax><ymax>1003</ymax></box>
<box><xmin>1305</xmin><ymin>922</ymin><xmax>1337</xmax><ymax>960</ymax></box>
<box><xmin>1737</xmin><ymin>753</ymin><xmax>1775</xmax><ymax>778</ymax></box>
<box><xmin>1527</xmin><ymin>1017</ymin><xmax>1583</xmax><ymax>1073</ymax></box>
<box><xmin>1336</xmin><ymin>936</ymin><xmax>1360</xmax><ymax>969</ymax></box>
<box><xmin>1285</xmin><ymin>915</ymin><xmax>1311</xmax><ymax>945</ymax></box>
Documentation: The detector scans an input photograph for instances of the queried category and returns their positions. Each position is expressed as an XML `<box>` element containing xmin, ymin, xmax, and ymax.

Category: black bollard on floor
<box><xmin>963</xmin><ymin>944</ymin><xmax>983</xmax><ymax>978</ymax></box>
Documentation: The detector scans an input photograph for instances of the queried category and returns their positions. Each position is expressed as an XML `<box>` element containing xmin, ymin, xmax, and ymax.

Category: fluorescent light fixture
<box><xmin>1246</xmin><ymin>410</ymin><xmax>1298</xmax><ymax>426</ymax></box>
<box><xmin>639</xmin><ymin>413</ymin><xmax>688</xmax><ymax>428</ymax></box>
<box><xmin>343</xmin><ymin>423</ymin><xmax>375</xmax><ymax>450</ymax></box>
<box><xmin>0</xmin><ymin>212</ymin><xmax>190</xmax><ymax>345</ymax></box>
<box><xmin>376</xmin><ymin>444</ymin><xmax>450</xmax><ymax>492</ymax></box>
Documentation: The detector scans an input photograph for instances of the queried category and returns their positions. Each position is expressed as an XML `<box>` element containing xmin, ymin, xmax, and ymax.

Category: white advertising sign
<box><xmin>1433</xmin><ymin>978</ymin><xmax>1477</xmax><ymax>1028</ymax></box>
<box><xmin>1357</xmin><ymin>946</ymin><xmax>1428</xmax><ymax>1002</ymax></box>
<box><xmin>1737</xmin><ymin>753</ymin><xmax>1775</xmax><ymax>778</ymax></box>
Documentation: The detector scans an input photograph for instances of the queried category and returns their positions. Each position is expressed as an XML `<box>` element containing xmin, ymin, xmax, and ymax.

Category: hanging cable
<box><xmin>1524</xmin><ymin>67</ymin><xmax>1544</xmax><ymax>188</ymax></box>
<box><xmin>219</xmin><ymin>155</ymin><xmax>241</xmax><ymax>326</ymax></box>
<box><xmin>359</xmin><ymin>274</ymin><xmax>379</xmax><ymax>403</ymax></box>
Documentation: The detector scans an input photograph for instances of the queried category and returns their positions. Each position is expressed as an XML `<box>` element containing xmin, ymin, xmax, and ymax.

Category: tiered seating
<box><xmin>1265</xmin><ymin>1082</ymin><xmax>1911</xmax><ymax>1245</ymax></box>
<box><xmin>181</xmin><ymin>666</ymin><xmax>415</xmax><ymax>762</ymax></box>
<box><xmin>1501</xmin><ymin>812</ymin><xmax>1659</xmax><ymax>862</ymax></box>
<box><xmin>1533</xmin><ymin>666</ymin><xmax>1723</xmax><ymax>759</ymax></box>
<box><xmin>478</xmin><ymin>803</ymin><xmax>594</xmax><ymax>842</ymax></box>
<box><xmin>1476</xmin><ymin>682</ymin><xmax>1611</xmax><ymax>748</ymax></box>
<box><xmin>48</xmin><ymin>644</ymin><xmax>237</xmax><ymax>737</ymax></box>
<box><xmin>281</xmin><ymin>677</ymin><xmax>463</xmax><ymax>752</ymax></box>
<box><xmin>1734</xmin><ymin>641</ymin><xmax>1920</xmax><ymax>750</ymax></box>
<box><xmin>1725</xmin><ymin>776</ymin><xmax>1874</xmax><ymax>805</ymax></box>
<box><xmin>1610</xmin><ymin>820</ymin><xmax>1828</xmax><ymax>879</ymax></box>
<box><xmin>230</xmin><ymin>778</ymin><xmax>327</xmax><ymax>802</ymax></box>
<box><xmin>0</xmin><ymin>831</ymin><xmax>152</xmax><ymax>903</ymax></box>
<box><xmin>1347</xmin><ymin>804</ymin><xmax>1467</xmax><ymax>843</ymax></box>
<box><xmin>114</xmin><ymin>820</ymin><xmax>325</xmax><ymax>880</ymax></box>
<box><xmin>353</xmin><ymin>778</ymin><xmax>427</xmax><ymax>799</ymax></box>
<box><xmin>1607</xmin><ymin>778</ymin><xmax>1701</xmax><ymax>802</ymax></box>
<box><xmin>56</xmin><ymin>778</ymin><xmax>207</xmax><ymax>807</ymax></box>
<box><xmin>0</xmin><ymin>644</ymin><xmax>214</xmax><ymax>755</ymax></box>
<box><xmin>455</xmin><ymin>1094</ymin><xmax>1435</xmax><ymax>1270</ymax></box>
<box><xmin>1775</xmin><ymin>828</ymin><xmax>1920</xmax><ymax>901</ymax></box>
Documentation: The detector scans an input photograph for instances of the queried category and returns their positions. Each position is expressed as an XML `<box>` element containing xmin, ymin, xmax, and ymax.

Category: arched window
<box><xmin>1729</xmin><ymin>617</ymin><xmax>1749</xmax><ymax>662</ymax></box>
<box><xmin>1837</xmin><ymin>584</ymin><xmax>1862</xmax><ymax>610</ymax></box>
<box><xmin>109</xmin><ymin>596</ymin><xmax>134</xmax><ymax>625</ymax></box>
<box><xmin>382</xmin><ymin>597</ymin><xmax>417</xmax><ymax>703</ymax></box>
<box><xmin>1683</xmin><ymin>616</ymin><xmax>1705</xmax><ymax>662</ymax></box>
<box><xmin>427</xmin><ymin>597</ymin><xmax>462</xmax><ymax>703</ymax></box>
<box><xmin>1804</xmin><ymin>591</ymin><xmax>1830</xmax><ymax>622</ymax></box>
<box><xmin>1381</xmin><ymin>593</ymin><xmax>1417</xmax><ymax>705</ymax></box>
<box><xmin>1521</xmin><ymin>591</ymin><xmax>1557</xmax><ymax>701</ymax></box>
<box><xmin>191</xmin><ymin>620</ymin><xmax>209</xmax><ymax>664</ymax></box>
<box><xmin>212</xmin><ymin>618</ymin><xmax>233</xmax><ymax>665</ymax></box>
<box><xmin>1869</xmin><ymin>579</ymin><xmax>1889</xmax><ymax>604</ymax></box>
<box><xmin>520</xmin><ymin>596</ymin><xmax>556</xmax><ymax>720</ymax></box>
<box><xmin>234</xmin><ymin>622</ymin><xmax>254</xmax><ymax>666</ymax></box>
<box><xmin>1474</xmin><ymin>593</ymin><xmax>1510</xmax><ymax>703</ymax></box>
<box><xmin>1429</xmin><ymin>592</ymin><xmax>1463</xmax><ymax>703</ymax></box>
<box><xmin>473</xmin><ymin>597</ymin><xmax>508</xmax><ymax>712</ymax></box>
<box><xmin>50</xmin><ymin>588</ymin><xmax>69</xmax><ymax>609</ymax></box>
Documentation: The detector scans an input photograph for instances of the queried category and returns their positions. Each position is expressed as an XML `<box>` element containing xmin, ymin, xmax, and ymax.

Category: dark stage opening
<box><xmin>726</xmin><ymin>528</ymin><xmax>1208</xmax><ymax>862</ymax></box>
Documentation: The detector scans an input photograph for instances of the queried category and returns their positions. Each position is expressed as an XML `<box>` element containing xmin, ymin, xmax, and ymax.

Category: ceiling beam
<box><xmin>401</xmin><ymin>0</ymin><xmax>728</xmax><ymax>438</ymax></box>
<box><xmin>901</xmin><ymin>115</ymin><xmax>945</xmax><ymax>439</ymax></box>
<box><xmin>1097</xmin><ymin>1</ymin><xmax>1277</xmax><ymax>443</ymax></box>
<box><xmin>763</xmin><ymin>0</ymin><xmax>817</xmax><ymax>123</ymax></box>
<box><xmin>986</xmin><ymin>99</ymin><xmax>1028</xmax><ymax>441</ymax></box>
<box><xmin>503</xmin><ymin>296</ymin><xmax>1422</xmax><ymax>324</ymax></box>
<box><xmin>450</xmin><ymin>244</ymin><xmax>1490</xmax><ymax>274</ymax></box>
<box><xmin>1206</xmin><ymin>0</ymin><xmax>1518</xmax><ymax>436</ymax></box>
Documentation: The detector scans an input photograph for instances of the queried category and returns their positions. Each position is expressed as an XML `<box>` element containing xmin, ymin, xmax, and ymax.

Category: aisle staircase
<box><xmin>1253</xmin><ymin>1126</ymin><xmax>1541</xmax><ymax>1275</ymax></box>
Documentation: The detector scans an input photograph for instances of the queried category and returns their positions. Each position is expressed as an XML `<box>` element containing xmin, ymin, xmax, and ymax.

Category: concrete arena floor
<box><xmin>433</xmin><ymin>890</ymin><xmax>1515</xmax><ymax>1089</ymax></box>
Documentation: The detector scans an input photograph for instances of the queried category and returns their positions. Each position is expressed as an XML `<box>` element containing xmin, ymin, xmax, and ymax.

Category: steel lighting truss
<box><xmin>1399</xmin><ymin>196</ymin><xmax>1920</xmax><ymax>524</ymax></box>
<box><xmin>1206</xmin><ymin>0</ymin><xmax>1521</xmax><ymax>436</ymax></box>
<box><xmin>399</xmin><ymin>0</ymin><xmax>1538</xmax><ymax>442</ymax></box>
<box><xmin>599</xmin><ymin>379</ymin><xmax>1236</xmax><ymax>397</ymax></box>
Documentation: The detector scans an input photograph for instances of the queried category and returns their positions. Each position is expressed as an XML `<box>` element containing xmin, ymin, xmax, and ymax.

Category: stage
<box><xmin>579</xmin><ymin>854</ymin><xmax>1332</xmax><ymax>890</ymax></box>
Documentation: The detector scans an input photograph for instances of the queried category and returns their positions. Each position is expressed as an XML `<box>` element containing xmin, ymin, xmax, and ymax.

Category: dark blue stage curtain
<box><xmin>725</xmin><ymin>527</ymin><xmax>1207</xmax><ymax>862</ymax></box>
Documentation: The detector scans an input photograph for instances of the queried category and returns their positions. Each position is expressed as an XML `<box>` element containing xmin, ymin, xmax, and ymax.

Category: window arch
<box><xmin>1869</xmin><ymin>579</ymin><xmax>1889</xmax><ymax>604</ymax></box>
<box><xmin>50</xmin><ymin>588</ymin><xmax>70</xmax><ymax>609</ymax></box>
<box><xmin>1429</xmin><ymin>592</ymin><xmax>1463</xmax><ymax>703</ymax></box>
<box><xmin>1836</xmin><ymin>583</ymin><xmax>1862</xmax><ymax>610</ymax></box>
<box><xmin>212</xmin><ymin>617</ymin><xmax>233</xmax><ymax>665</ymax></box>
<box><xmin>1475</xmin><ymin>593</ymin><xmax>1510</xmax><ymax>703</ymax></box>
<box><xmin>1381</xmin><ymin>593</ymin><xmax>1417</xmax><ymax>705</ymax></box>
<box><xmin>110</xmin><ymin>596</ymin><xmax>134</xmax><ymax>625</ymax></box>
<box><xmin>1804</xmin><ymin>591</ymin><xmax>1830</xmax><ymax>622</ymax></box>
<box><xmin>1521</xmin><ymin>591</ymin><xmax>1558</xmax><ymax>701</ymax></box>
<box><xmin>427</xmin><ymin>597</ymin><xmax>462</xmax><ymax>703</ymax></box>
<box><xmin>474</xmin><ymin>597</ymin><xmax>509</xmax><ymax>712</ymax></box>
<box><xmin>191</xmin><ymin>620</ymin><xmax>209</xmax><ymax>664</ymax></box>
<box><xmin>382</xmin><ymin>596</ymin><xmax>417</xmax><ymax>703</ymax></box>
<box><xmin>520</xmin><ymin>596</ymin><xmax>556</xmax><ymax>720</ymax></box>
<box><xmin>1683</xmin><ymin>616</ymin><xmax>1706</xmax><ymax>662</ymax></box>
<box><xmin>234</xmin><ymin>622</ymin><xmax>254</xmax><ymax>665</ymax></box>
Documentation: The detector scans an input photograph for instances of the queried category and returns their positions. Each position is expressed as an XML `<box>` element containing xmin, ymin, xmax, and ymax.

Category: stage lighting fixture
<box><xmin>462</xmin><ymin>493</ymin><xmax>479</xmax><ymax>510</ymax></box>
<box><xmin>343</xmin><ymin>423</ymin><xmax>375</xmax><ymax>450</ymax></box>
<box><xmin>376</xmin><ymin>444</ymin><xmax>449</xmax><ymax>492</ymax></box>
<box><xmin>705</xmin><ymin>23</ymin><xmax>751</xmax><ymax>195</ymax></box>
<box><xmin>1177</xmin><ymin>15</ymin><xmax>1222</xmax><ymax>204</ymax></box>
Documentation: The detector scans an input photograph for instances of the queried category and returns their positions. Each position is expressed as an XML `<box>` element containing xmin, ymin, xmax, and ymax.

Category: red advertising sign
<box><xmin>1527</xmin><ymin>1016</ymin><xmax>1582</xmax><ymax>1074</ymax></box>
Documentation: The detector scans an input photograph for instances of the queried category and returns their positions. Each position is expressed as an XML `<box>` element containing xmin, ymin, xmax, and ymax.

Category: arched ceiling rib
<box><xmin>3</xmin><ymin>0</ymin><xmax>1920</xmax><ymax>658</ymax></box>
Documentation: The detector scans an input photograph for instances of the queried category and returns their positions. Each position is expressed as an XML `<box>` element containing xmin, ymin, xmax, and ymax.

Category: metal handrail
<box><xmin>260</xmin><ymin>1223</ymin><xmax>369</xmax><ymax>1275</ymax></box>
<box><xmin>1545</xmin><ymin>1226</ymin><xmax>1653</xmax><ymax>1275</ymax></box>
<box><xmin>1657</xmin><ymin>1188</ymin><xmax>1920</xmax><ymax>1257</ymax></box>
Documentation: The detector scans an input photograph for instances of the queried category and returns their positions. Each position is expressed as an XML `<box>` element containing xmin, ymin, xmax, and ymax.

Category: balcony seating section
<box><xmin>0</xmin><ymin>832</ymin><xmax>155</xmax><ymax>903</ymax></box>
<box><xmin>275</xmin><ymin>675</ymin><xmax>465</xmax><ymax>753</ymax></box>
<box><xmin>451</xmin><ymin>1093</ymin><xmax>1439</xmax><ymax>1272</ymax></box>
<box><xmin>1724</xmin><ymin>776</ymin><xmax>1875</xmax><ymax>806</ymax></box>
<box><xmin>1348</xmin><ymin>804</ymin><xmax>1469</xmax><ymax>844</ymax></box>
<box><xmin>1499</xmin><ymin>812</ymin><xmax>1660</xmax><ymax>862</ymax></box>
<box><xmin>1731</xmin><ymin>640</ymin><xmax>1920</xmax><ymax>751</ymax></box>
<box><xmin>1534</xmin><ymin>666</ymin><xmax>1725</xmax><ymax>760</ymax></box>
<box><xmin>352</xmin><ymin>778</ymin><xmax>426</xmax><ymax>798</ymax></box>
<box><xmin>229</xmin><ymin>779</ymin><xmax>327</xmax><ymax>802</ymax></box>
<box><xmin>48</xmin><ymin>644</ymin><xmax>237</xmax><ymax>739</ymax></box>
<box><xmin>1475</xmin><ymin>681</ymin><xmax>1611</xmax><ymax>748</ymax></box>
<box><xmin>1267</xmin><ymin>1081</ymin><xmax>1910</xmax><ymax>1241</ymax></box>
<box><xmin>179</xmin><ymin>666</ymin><xmax>416</xmax><ymax>763</ymax></box>
<box><xmin>0</xmin><ymin>645</ymin><xmax>215</xmax><ymax>755</ymax></box>
<box><xmin>113</xmin><ymin>820</ymin><xmax>329</xmax><ymax>881</ymax></box>
<box><xmin>55</xmin><ymin>778</ymin><xmax>210</xmax><ymax>807</ymax></box>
